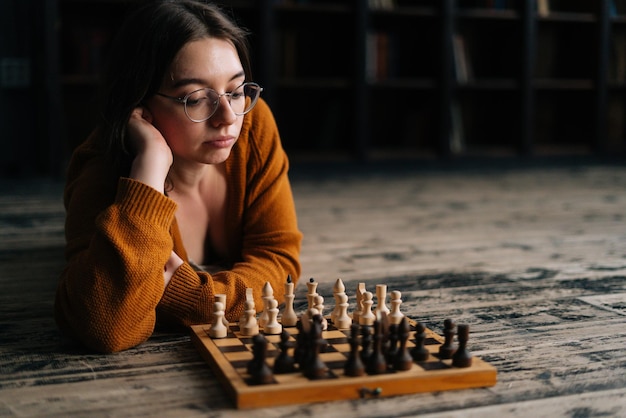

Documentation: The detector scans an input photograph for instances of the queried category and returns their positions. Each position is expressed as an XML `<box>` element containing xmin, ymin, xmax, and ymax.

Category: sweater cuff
<box><xmin>115</xmin><ymin>177</ymin><xmax>177</xmax><ymax>230</ymax></box>
<box><xmin>158</xmin><ymin>263</ymin><xmax>208</xmax><ymax>322</ymax></box>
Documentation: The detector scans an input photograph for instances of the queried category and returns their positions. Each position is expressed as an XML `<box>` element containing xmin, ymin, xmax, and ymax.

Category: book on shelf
<box><xmin>537</xmin><ymin>0</ymin><xmax>550</xmax><ymax>17</ymax></box>
<box><xmin>611</xmin><ymin>31</ymin><xmax>626</xmax><ymax>84</ymax></box>
<box><xmin>366</xmin><ymin>31</ymin><xmax>392</xmax><ymax>82</ymax></box>
<box><xmin>449</xmin><ymin>99</ymin><xmax>465</xmax><ymax>154</ymax></box>
<box><xmin>368</xmin><ymin>0</ymin><xmax>396</xmax><ymax>10</ymax></box>
<box><xmin>452</xmin><ymin>34</ymin><xmax>472</xmax><ymax>84</ymax></box>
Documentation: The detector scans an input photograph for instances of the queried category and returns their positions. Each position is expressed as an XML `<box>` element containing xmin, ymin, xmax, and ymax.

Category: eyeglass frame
<box><xmin>155</xmin><ymin>82</ymin><xmax>263</xmax><ymax>122</ymax></box>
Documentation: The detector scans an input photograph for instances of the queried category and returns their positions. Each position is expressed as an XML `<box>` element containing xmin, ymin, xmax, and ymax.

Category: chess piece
<box><xmin>215</xmin><ymin>294</ymin><xmax>229</xmax><ymax>327</ymax></box>
<box><xmin>209</xmin><ymin>301</ymin><xmax>227</xmax><ymax>338</ymax></box>
<box><xmin>389</xmin><ymin>290</ymin><xmax>404</xmax><ymax>325</ymax></box>
<box><xmin>239</xmin><ymin>288</ymin><xmax>254</xmax><ymax>327</ymax></box>
<box><xmin>334</xmin><ymin>292</ymin><xmax>352</xmax><ymax>329</ymax></box>
<box><xmin>375</xmin><ymin>284</ymin><xmax>390</xmax><ymax>316</ymax></box>
<box><xmin>306</xmin><ymin>278</ymin><xmax>318</xmax><ymax>311</ymax></box>
<box><xmin>281</xmin><ymin>275</ymin><xmax>298</xmax><ymax>327</ymax></box>
<box><xmin>313</xmin><ymin>294</ymin><xmax>327</xmax><ymax>331</ymax></box>
<box><xmin>393</xmin><ymin>317</ymin><xmax>413</xmax><ymax>371</ymax></box>
<box><xmin>331</xmin><ymin>278</ymin><xmax>346</xmax><ymax>324</ymax></box>
<box><xmin>273</xmin><ymin>329</ymin><xmax>295</xmax><ymax>374</ymax></box>
<box><xmin>360</xmin><ymin>324</ymin><xmax>373</xmax><ymax>364</ymax></box>
<box><xmin>258</xmin><ymin>282</ymin><xmax>274</xmax><ymax>328</ymax></box>
<box><xmin>411</xmin><ymin>321</ymin><xmax>430</xmax><ymax>362</ymax></box>
<box><xmin>439</xmin><ymin>318</ymin><xmax>456</xmax><ymax>359</ymax></box>
<box><xmin>352</xmin><ymin>282</ymin><xmax>366</xmax><ymax>324</ymax></box>
<box><xmin>359</xmin><ymin>291</ymin><xmax>375</xmax><ymax>326</ymax></box>
<box><xmin>386</xmin><ymin>323</ymin><xmax>399</xmax><ymax>364</ymax></box>
<box><xmin>241</xmin><ymin>299</ymin><xmax>259</xmax><ymax>336</ymax></box>
<box><xmin>452</xmin><ymin>324</ymin><xmax>473</xmax><ymax>368</ymax></box>
<box><xmin>247</xmin><ymin>334</ymin><xmax>274</xmax><ymax>384</ymax></box>
<box><xmin>304</xmin><ymin>318</ymin><xmax>328</xmax><ymax>379</ymax></box>
<box><xmin>263</xmin><ymin>298</ymin><xmax>282</xmax><ymax>335</ymax></box>
<box><xmin>344</xmin><ymin>323</ymin><xmax>365</xmax><ymax>376</ymax></box>
<box><xmin>366</xmin><ymin>319</ymin><xmax>387</xmax><ymax>375</ymax></box>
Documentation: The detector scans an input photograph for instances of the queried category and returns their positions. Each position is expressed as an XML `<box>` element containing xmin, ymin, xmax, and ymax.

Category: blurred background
<box><xmin>1</xmin><ymin>0</ymin><xmax>625</xmax><ymax>178</ymax></box>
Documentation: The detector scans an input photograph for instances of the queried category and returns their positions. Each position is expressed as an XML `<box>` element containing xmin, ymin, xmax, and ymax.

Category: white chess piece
<box><xmin>353</xmin><ymin>282</ymin><xmax>366</xmax><ymax>324</ymax></box>
<box><xmin>306</xmin><ymin>279</ymin><xmax>318</xmax><ymax>311</ymax></box>
<box><xmin>215</xmin><ymin>294</ymin><xmax>229</xmax><ymax>327</ymax></box>
<box><xmin>258</xmin><ymin>282</ymin><xmax>274</xmax><ymax>328</ymax></box>
<box><xmin>334</xmin><ymin>292</ymin><xmax>352</xmax><ymax>329</ymax></box>
<box><xmin>389</xmin><ymin>290</ymin><xmax>404</xmax><ymax>325</ymax></box>
<box><xmin>313</xmin><ymin>294</ymin><xmax>327</xmax><ymax>330</ymax></box>
<box><xmin>241</xmin><ymin>299</ymin><xmax>259</xmax><ymax>336</ymax></box>
<box><xmin>375</xmin><ymin>284</ymin><xmax>390</xmax><ymax>316</ymax></box>
<box><xmin>263</xmin><ymin>299</ymin><xmax>282</xmax><ymax>335</ymax></box>
<box><xmin>331</xmin><ymin>278</ymin><xmax>345</xmax><ymax>324</ymax></box>
<box><xmin>239</xmin><ymin>288</ymin><xmax>254</xmax><ymax>326</ymax></box>
<box><xmin>209</xmin><ymin>301</ymin><xmax>227</xmax><ymax>338</ymax></box>
<box><xmin>282</xmin><ymin>280</ymin><xmax>298</xmax><ymax>327</ymax></box>
<box><xmin>359</xmin><ymin>291</ymin><xmax>375</xmax><ymax>326</ymax></box>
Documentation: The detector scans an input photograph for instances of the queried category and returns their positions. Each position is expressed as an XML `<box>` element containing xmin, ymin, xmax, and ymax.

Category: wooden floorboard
<box><xmin>1</xmin><ymin>161</ymin><xmax>625</xmax><ymax>416</ymax></box>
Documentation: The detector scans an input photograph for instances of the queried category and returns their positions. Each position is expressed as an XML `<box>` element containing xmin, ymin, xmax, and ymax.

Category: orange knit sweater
<box><xmin>54</xmin><ymin>99</ymin><xmax>302</xmax><ymax>353</ymax></box>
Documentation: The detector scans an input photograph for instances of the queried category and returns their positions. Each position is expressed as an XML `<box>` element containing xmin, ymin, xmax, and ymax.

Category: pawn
<box><xmin>215</xmin><ymin>294</ymin><xmax>229</xmax><ymax>327</ymax></box>
<box><xmin>304</xmin><ymin>319</ymin><xmax>328</xmax><ymax>379</ymax></box>
<box><xmin>393</xmin><ymin>317</ymin><xmax>413</xmax><ymax>371</ymax></box>
<box><xmin>239</xmin><ymin>288</ymin><xmax>254</xmax><ymax>327</ymax></box>
<box><xmin>209</xmin><ymin>301</ymin><xmax>228</xmax><ymax>339</ymax></box>
<box><xmin>263</xmin><ymin>299</ymin><xmax>282</xmax><ymax>335</ymax></box>
<box><xmin>334</xmin><ymin>292</ymin><xmax>352</xmax><ymax>329</ymax></box>
<box><xmin>452</xmin><ymin>324</ymin><xmax>473</xmax><ymax>368</ymax></box>
<box><xmin>313</xmin><ymin>294</ymin><xmax>328</xmax><ymax>331</ymax></box>
<box><xmin>344</xmin><ymin>323</ymin><xmax>365</xmax><ymax>376</ymax></box>
<box><xmin>389</xmin><ymin>290</ymin><xmax>404</xmax><ymax>325</ymax></box>
<box><xmin>411</xmin><ymin>322</ymin><xmax>430</xmax><ymax>362</ymax></box>
<box><xmin>360</xmin><ymin>325</ymin><xmax>373</xmax><ymax>364</ymax></box>
<box><xmin>273</xmin><ymin>329</ymin><xmax>296</xmax><ymax>374</ymax></box>
<box><xmin>439</xmin><ymin>318</ymin><xmax>456</xmax><ymax>359</ymax></box>
<box><xmin>241</xmin><ymin>299</ymin><xmax>259</xmax><ymax>336</ymax></box>
<box><xmin>359</xmin><ymin>291</ymin><xmax>375</xmax><ymax>326</ymax></box>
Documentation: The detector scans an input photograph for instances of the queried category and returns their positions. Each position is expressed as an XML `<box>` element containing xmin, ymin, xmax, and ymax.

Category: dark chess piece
<box><xmin>393</xmin><ymin>316</ymin><xmax>413</xmax><ymax>371</ymax></box>
<box><xmin>438</xmin><ymin>318</ymin><xmax>456</xmax><ymax>359</ymax></box>
<box><xmin>360</xmin><ymin>325</ymin><xmax>373</xmax><ymax>364</ymax></box>
<box><xmin>274</xmin><ymin>329</ymin><xmax>295</xmax><ymax>374</ymax></box>
<box><xmin>247</xmin><ymin>334</ymin><xmax>274</xmax><ymax>384</ymax></box>
<box><xmin>410</xmin><ymin>321</ymin><xmax>430</xmax><ymax>362</ymax></box>
<box><xmin>386</xmin><ymin>323</ymin><xmax>399</xmax><ymax>364</ymax></box>
<box><xmin>366</xmin><ymin>319</ymin><xmax>387</xmax><ymax>375</ymax></box>
<box><xmin>344</xmin><ymin>323</ymin><xmax>365</xmax><ymax>377</ymax></box>
<box><xmin>304</xmin><ymin>319</ymin><xmax>329</xmax><ymax>379</ymax></box>
<box><xmin>452</xmin><ymin>324</ymin><xmax>473</xmax><ymax>368</ymax></box>
<box><xmin>293</xmin><ymin>320</ymin><xmax>308</xmax><ymax>368</ymax></box>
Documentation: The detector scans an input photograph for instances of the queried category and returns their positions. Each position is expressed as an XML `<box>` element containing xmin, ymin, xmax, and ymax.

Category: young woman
<box><xmin>55</xmin><ymin>0</ymin><xmax>302</xmax><ymax>353</ymax></box>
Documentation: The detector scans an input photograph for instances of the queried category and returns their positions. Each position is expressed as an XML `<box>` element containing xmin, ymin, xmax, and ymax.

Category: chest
<box><xmin>171</xmin><ymin>177</ymin><xmax>229</xmax><ymax>265</ymax></box>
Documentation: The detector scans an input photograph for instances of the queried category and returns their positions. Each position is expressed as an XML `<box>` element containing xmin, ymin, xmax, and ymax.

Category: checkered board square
<box><xmin>190</xmin><ymin>318</ymin><xmax>497</xmax><ymax>409</ymax></box>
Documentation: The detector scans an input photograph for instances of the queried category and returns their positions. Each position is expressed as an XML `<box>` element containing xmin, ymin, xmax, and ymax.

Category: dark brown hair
<box><xmin>98</xmin><ymin>0</ymin><xmax>251</xmax><ymax>174</ymax></box>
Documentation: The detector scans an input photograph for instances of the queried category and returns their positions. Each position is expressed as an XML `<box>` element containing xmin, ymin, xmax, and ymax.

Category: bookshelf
<box><xmin>51</xmin><ymin>0</ymin><xmax>625</xmax><ymax>168</ymax></box>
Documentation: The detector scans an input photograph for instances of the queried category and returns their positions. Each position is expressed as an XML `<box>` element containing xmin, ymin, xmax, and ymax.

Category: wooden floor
<box><xmin>1</xmin><ymin>158</ymin><xmax>626</xmax><ymax>417</ymax></box>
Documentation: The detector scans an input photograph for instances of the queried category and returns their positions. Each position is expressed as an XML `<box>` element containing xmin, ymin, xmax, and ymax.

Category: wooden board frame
<box><xmin>190</xmin><ymin>318</ymin><xmax>497</xmax><ymax>409</ymax></box>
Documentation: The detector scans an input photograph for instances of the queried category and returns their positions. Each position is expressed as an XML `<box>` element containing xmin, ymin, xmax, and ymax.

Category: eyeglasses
<box><xmin>156</xmin><ymin>82</ymin><xmax>263</xmax><ymax>122</ymax></box>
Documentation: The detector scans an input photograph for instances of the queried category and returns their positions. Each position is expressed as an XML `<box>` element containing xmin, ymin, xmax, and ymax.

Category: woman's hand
<box><xmin>127</xmin><ymin>106</ymin><xmax>173</xmax><ymax>193</ymax></box>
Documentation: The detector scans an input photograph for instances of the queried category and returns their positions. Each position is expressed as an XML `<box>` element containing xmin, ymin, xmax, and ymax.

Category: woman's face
<box><xmin>147</xmin><ymin>37</ymin><xmax>246</xmax><ymax>166</ymax></box>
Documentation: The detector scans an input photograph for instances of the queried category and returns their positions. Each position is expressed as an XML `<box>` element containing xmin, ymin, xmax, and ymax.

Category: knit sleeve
<box><xmin>55</xmin><ymin>166</ymin><xmax>177</xmax><ymax>353</ymax></box>
<box><xmin>155</xmin><ymin>99</ymin><xmax>302</xmax><ymax>326</ymax></box>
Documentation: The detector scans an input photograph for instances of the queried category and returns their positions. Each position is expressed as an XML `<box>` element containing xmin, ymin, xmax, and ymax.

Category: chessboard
<box><xmin>190</xmin><ymin>317</ymin><xmax>497</xmax><ymax>409</ymax></box>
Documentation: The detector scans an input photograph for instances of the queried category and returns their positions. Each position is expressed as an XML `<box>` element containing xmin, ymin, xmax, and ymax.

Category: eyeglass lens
<box><xmin>185</xmin><ymin>83</ymin><xmax>261</xmax><ymax>121</ymax></box>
